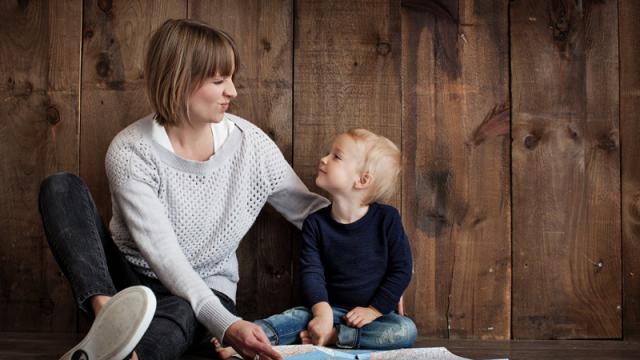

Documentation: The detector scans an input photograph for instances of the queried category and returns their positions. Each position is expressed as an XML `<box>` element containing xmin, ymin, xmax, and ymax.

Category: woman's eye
<box><xmin>213</xmin><ymin>80</ymin><xmax>224</xmax><ymax>85</ymax></box>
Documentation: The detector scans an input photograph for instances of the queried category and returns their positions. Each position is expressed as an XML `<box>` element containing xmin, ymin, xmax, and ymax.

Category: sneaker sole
<box><xmin>60</xmin><ymin>286</ymin><xmax>156</xmax><ymax>360</ymax></box>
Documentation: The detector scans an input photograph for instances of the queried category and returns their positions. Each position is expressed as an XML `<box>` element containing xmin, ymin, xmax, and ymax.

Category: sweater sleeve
<box><xmin>369</xmin><ymin>209</ymin><xmax>413</xmax><ymax>314</ymax></box>
<box><xmin>106</xmin><ymin>148</ymin><xmax>241</xmax><ymax>342</ymax></box>
<box><xmin>262</xmin><ymin>135</ymin><xmax>330</xmax><ymax>230</ymax></box>
<box><xmin>299</xmin><ymin>217</ymin><xmax>329</xmax><ymax>307</ymax></box>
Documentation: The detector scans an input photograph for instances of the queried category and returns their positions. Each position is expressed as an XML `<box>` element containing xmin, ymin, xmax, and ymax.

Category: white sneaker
<box><xmin>60</xmin><ymin>286</ymin><xmax>157</xmax><ymax>360</ymax></box>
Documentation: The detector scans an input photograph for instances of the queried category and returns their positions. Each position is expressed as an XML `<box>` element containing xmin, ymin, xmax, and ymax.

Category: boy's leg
<box><xmin>255</xmin><ymin>307</ymin><xmax>312</xmax><ymax>345</ymax></box>
<box><xmin>38</xmin><ymin>172</ymin><xmax>140</xmax><ymax>316</ymax></box>
<box><xmin>332</xmin><ymin>309</ymin><xmax>417</xmax><ymax>350</ymax></box>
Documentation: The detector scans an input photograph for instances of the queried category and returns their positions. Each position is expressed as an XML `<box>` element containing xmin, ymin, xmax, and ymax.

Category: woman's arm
<box><xmin>110</xmin><ymin>177</ymin><xmax>241</xmax><ymax>342</ymax></box>
<box><xmin>259</xmin><ymin>134</ymin><xmax>329</xmax><ymax>229</ymax></box>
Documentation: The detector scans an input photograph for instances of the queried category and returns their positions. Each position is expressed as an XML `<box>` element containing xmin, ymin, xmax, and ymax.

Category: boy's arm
<box><xmin>300</xmin><ymin>219</ymin><xmax>335</xmax><ymax>344</ymax></box>
<box><xmin>369</xmin><ymin>210</ymin><xmax>413</xmax><ymax>314</ymax></box>
<box><xmin>300</xmin><ymin>218</ymin><xmax>330</xmax><ymax>307</ymax></box>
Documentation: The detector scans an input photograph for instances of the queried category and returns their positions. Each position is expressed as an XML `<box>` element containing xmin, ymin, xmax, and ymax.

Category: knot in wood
<box><xmin>96</xmin><ymin>54</ymin><xmax>111</xmax><ymax>78</ymax></box>
<box><xmin>524</xmin><ymin>134</ymin><xmax>539</xmax><ymax>149</ymax></box>
<box><xmin>98</xmin><ymin>0</ymin><xmax>112</xmax><ymax>14</ymax></box>
<box><xmin>46</xmin><ymin>106</ymin><xmax>61</xmax><ymax>125</ymax></box>
<box><xmin>597</xmin><ymin>134</ymin><xmax>617</xmax><ymax>152</ymax></box>
<box><xmin>567</xmin><ymin>126</ymin><xmax>579</xmax><ymax>140</ymax></box>
<box><xmin>261</xmin><ymin>39</ymin><xmax>272</xmax><ymax>51</ymax></box>
<box><xmin>376</xmin><ymin>42</ymin><xmax>391</xmax><ymax>56</ymax></box>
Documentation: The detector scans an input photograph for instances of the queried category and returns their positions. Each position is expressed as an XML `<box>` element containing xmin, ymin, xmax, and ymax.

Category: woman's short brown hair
<box><xmin>144</xmin><ymin>19</ymin><xmax>239</xmax><ymax>126</ymax></box>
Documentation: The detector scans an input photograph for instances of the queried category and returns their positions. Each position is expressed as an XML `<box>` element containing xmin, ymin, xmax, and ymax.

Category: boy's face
<box><xmin>316</xmin><ymin>134</ymin><xmax>366</xmax><ymax>197</ymax></box>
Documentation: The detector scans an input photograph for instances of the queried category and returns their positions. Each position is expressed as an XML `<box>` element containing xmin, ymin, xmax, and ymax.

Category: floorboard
<box><xmin>1</xmin><ymin>333</ymin><xmax>640</xmax><ymax>359</ymax></box>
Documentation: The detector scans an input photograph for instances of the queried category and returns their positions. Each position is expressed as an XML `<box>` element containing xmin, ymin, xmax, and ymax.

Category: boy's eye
<box><xmin>334</xmin><ymin>154</ymin><xmax>341</xmax><ymax>160</ymax></box>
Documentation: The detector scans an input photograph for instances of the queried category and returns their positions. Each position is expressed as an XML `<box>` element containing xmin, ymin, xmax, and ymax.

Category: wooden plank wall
<box><xmin>0</xmin><ymin>0</ymin><xmax>638</xmax><ymax>341</ymax></box>
<box><xmin>0</xmin><ymin>0</ymin><xmax>82</xmax><ymax>332</ymax></box>
<box><xmin>511</xmin><ymin>0</ymin><xmax>621</xmax><ymax>339</ymax></box>
<box><xmin>401</xmin><ymin>0</ymin><xmax>510</xmax><ymax>339</ymax></box>
<box><xmin>620</xmin><ymin>0</ymin><xmax>640</xmax><ymax>342</ymax></box>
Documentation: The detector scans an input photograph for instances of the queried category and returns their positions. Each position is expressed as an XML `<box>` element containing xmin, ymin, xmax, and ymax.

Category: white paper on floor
<box><xmin>271</xmin><ymin>344</ymin><xmax>509</xmax><ymax>360</ymax></box>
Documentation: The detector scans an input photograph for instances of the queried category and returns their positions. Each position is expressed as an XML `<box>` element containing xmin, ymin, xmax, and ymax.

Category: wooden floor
<box><xmin>2</xmin><ymin>332</ymin><xmax>640</xmax><ymax>359</ymax></box>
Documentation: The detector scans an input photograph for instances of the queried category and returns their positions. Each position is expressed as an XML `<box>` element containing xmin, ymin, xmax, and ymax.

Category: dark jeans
<box><xmin>38</xmin><ymin>172</ymin><xmax>233</xmax><ymax>360</ymax></box>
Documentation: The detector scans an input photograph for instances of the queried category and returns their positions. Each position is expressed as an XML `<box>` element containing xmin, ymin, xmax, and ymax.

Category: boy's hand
<box><xmin>344</xmin><ymin>306</ymin><xmax>382</xmax><ymax>328</ymax></box>
<box><xmin>306</xmin><ymin>315</ymin><xmax>335</xmax><ymax>346</ymax></box>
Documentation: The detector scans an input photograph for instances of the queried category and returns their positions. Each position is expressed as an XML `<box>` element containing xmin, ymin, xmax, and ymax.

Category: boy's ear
<box><xmin>354</xmin><ymin>173</ymin><xmax>372</xmax><ymax>190</ymax></box>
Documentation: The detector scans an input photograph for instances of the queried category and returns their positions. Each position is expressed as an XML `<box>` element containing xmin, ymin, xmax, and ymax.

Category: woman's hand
<box><xmin>223</xmin><ymin>320</ymin><xmax>282</xmax><ymax>360</ymax></box>
<box><xmin>344</xmin><ymin>306</ymin><xmax>382</xmax><ymax>328</ymax></box>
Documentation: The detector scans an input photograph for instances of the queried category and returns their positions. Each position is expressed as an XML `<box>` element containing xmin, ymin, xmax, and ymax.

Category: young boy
<box><xmin>215</xmin><ymin>129</ymin><xmax>416</xmax><ymax>357</ymax></box>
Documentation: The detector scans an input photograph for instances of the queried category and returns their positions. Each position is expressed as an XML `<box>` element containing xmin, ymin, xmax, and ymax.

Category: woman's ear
<box><xmin>354</xmin><ymin>173</ymin><xmax>372</xmax><ymax>190</ymax></box>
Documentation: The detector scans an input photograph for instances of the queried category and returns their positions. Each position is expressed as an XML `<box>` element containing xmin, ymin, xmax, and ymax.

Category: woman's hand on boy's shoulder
<box><xmin>343</xmin><ymin>306</ymin><xmax>382</xmax><ymax>328</ymax></box>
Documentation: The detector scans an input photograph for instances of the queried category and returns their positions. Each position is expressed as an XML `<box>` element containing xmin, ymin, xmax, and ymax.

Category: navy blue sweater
<box><xmin>300</xmin><ymin>203</ymin><xmax>413</xmax><ymax>314</ymax></box>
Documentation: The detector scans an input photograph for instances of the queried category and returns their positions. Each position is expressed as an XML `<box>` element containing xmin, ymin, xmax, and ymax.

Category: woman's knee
<box><xmin>136</xmin><ymin>297</ymin><xmax>198</xmax><ymax>359</ymax></box>
<box><xmin>39</xmin><ymin>172</ymin><xmax>86</xmax><ymax>205</ymax></box>
<box><xmin>154</xmin><ymin>296</ymin><xmax>198</xmax><ymax>340</ymax></box>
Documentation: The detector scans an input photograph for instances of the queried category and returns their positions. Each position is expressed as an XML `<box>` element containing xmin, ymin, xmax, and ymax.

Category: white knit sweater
<box><xmin>105</xmin><ymin>112</ymin><xmax>329</xmax><ymax>341</ymax></box>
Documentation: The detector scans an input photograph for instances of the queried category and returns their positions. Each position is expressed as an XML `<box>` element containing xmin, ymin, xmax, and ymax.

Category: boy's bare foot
<box><xmin>300</xmin><ymin>330</ymin><xmax>312</xmax><ymax>344</ymax></box>
<box><xmin>212</xmin><ymin>337</ymin><xmax>238</xmax><ymax>359</ymax></box>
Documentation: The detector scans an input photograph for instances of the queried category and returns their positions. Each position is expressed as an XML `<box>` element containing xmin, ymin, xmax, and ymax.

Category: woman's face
<box><xmin>188</xmin><ymin>73</ymin><xmax>237</xmax><ymax>124</ymax></box>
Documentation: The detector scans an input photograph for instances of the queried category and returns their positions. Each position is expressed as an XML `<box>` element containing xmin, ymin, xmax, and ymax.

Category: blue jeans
<box><xmin>38</xmin><ymin>172</ymin><xmax>229</xmax><ymax>359</ymax></box>
<box><xmin>256</xmin><ymin>306</ymin><xmax>417</xmax><ymax>350</ymax></box>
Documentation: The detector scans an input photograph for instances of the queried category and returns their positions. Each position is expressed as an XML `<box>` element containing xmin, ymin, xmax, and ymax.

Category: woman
<box><xmin>39</xmin><ymin>18</ymin><xmax>328</xmax><ymax>360</ymax></box>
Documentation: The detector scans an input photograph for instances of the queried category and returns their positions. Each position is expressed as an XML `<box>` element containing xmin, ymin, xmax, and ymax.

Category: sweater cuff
<box><xmin>304</xmin><ymin>291</ymin><xmax>328</xmax><ymax>309</ymax></box>
<box><xmin>196</xmin><ymin>297</ymin><xmax>242</xmax><ymax>342</ymax></box>
<box><xmin>370</xmin><ymin>289</ymin><xmax>397</xmax><ymax>315</ymax></box>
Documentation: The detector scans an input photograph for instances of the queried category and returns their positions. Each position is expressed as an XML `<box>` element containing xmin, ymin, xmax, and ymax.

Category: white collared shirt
<box><xmin>151</xmin><ymin>115</ymin><xmax>236</xmax><ymax>158</ymax></box>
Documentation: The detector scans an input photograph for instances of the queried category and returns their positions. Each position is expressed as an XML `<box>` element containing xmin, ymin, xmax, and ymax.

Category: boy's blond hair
<box><xmin>346</xmin><ymin>129</ymin><xmax>401</xmax><ymax>204</ymax></box>
<box><xmin>144</xmin><ymin>19</ymin><xmax>239</xmax><ymax>126</ymax></box>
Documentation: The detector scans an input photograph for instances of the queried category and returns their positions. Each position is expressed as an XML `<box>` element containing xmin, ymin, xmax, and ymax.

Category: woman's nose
<box><xmin>225</xmin><ymin>79</ymin><xmax>238</xmax><ymax>98</ymax></box>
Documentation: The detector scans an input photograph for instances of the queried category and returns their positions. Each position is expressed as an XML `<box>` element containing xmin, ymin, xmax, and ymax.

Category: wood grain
<box><xmin>80</xmin><ymin>0</ymin><xmax>185</xmax><ymax>219</ymax></box>
<box><xmin>4</xmin><ymin>332</ymin><xmax>640</xmax><ymax>359</ymax></box>
<box><xmin>189</xmin><ymin>0</ymin><xmax>296</xmax><ymax>320</ymax></box>
<box><xmin>79</xmin><ymin>0</ymin><xmax>184</xmax><ymax>332</ymax></box>
<box><xmin>401</xmin><ymin>0</ymin><xmax>511</xmax><ymax>339</ymax></box>
<box><xmin>620</xmin><ymin>0</ymin><xmax>640</xmax><ymax>341</ymax></box>
<box><xmin>293</xmin><ymin>0</ymin><xmax>403</xmax><ymax>201</ymax></box>
<box><xmin>0</xmin><ymin>0</ymin><xmax>81</xmax><ymax>332</ymax></box>
<box><xmin>511</xmin><ymin>0</ymin><xmax>621</xmax><ymax>339</ymax></box>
